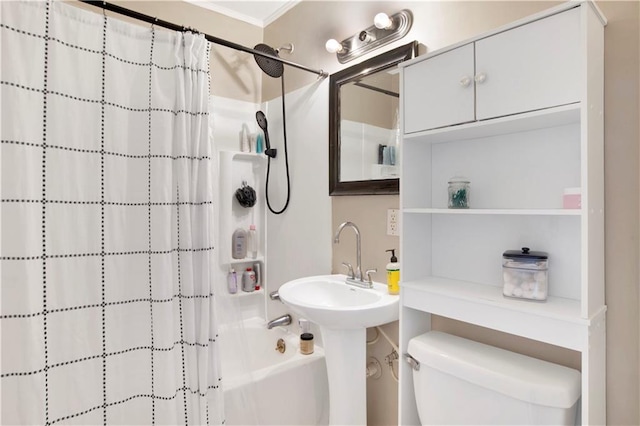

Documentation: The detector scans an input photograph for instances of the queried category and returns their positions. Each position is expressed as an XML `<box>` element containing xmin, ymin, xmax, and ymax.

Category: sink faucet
<box><xmin>334</xmin><ymin>221</ymin><xmax>376</xmax><ymax>288</ymax></box>
<box><xmin>267</xmin><ymin>314</ymin><xmax>292</xmax><ymax>329</ymax></box>
<box><xmin>334</xmin><ymin>221</ymin><xmax>363</xmax><ymax>281</ymax></box>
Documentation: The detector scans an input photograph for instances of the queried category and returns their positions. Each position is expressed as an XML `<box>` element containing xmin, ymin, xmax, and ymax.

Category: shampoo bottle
<box><xmin>256</xmin><ymin>134</ymin><xmax>264</xmax><ymax>154</ymax></box>
<box><xmin>240</xmin><ymin>125</ymin><xmax>250</xmax><ymax>152</ymax></box>
<box><xmin>247</xmin><ymin>224</ymin><xmax>258</xmax><ymax>259</ymax></box>
<box><xmin>242</xmin><ymin>267</ymin><xmax>256</xmax><ymax>292</ymax></box>
<box><xmin>253</xmin><ymin>262</ymin><xmax>261</xmax><ymax>291</ymax></box>
<box><xmin>227</xmin><ymin>268</ymin><xmax>238</xmax><ymax>294</ymax></box>
<box><xmin>232</xmin><ymin>228</ymin><xmax>247</xmax><ymax>259</ymax></box>
<box><xmin>386</xmin><ymin>249</ymin><xmax>400</xmax><ymax>295</ymax></box>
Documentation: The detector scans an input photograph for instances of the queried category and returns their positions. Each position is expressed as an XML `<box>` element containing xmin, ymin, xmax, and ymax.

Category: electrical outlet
<box><xmin>387</xmin><ymin>209</ymin><xmax>399</xmax><ymax>236</ymax></box>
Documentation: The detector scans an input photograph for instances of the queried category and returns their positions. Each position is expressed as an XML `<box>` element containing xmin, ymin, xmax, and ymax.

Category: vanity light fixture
<box><xmin>325</xmin><ymin>10</ymin><xmax>413</xmax><ymax>64</ymax></box>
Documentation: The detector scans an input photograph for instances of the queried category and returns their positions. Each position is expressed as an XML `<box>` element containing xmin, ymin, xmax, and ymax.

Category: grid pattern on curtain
<box><xmin>1</xmin><ymin>1</ymin><xmax>222</xmax><ymax>425</ymax></box>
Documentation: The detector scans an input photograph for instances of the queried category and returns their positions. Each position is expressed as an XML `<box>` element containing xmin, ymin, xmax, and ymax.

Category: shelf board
<box><xmin>401</xmin><ymin>277</ymin><xmax>605</xmax><ymax>351</ymax></box>
<box><xmin>403</xmin><ymin>103</ymin><xmax>580</xmax><ymax>144</ymax></box>
<box><xmin>220</xmin><ymin>150</ymin><xmax>266</xmax><ymax>161</ymax></box>
<box><xmin>228</xmin><ymin>256</ymin><xmax>263</xmax><ymax>266</ymax></box>
<box><xmin>226</xmin><ymin>288</ymin><xmax>265</xmax><ymax>298</ymax></box>
<box><xmin>403</xmin><ymin>208</ymin><xmax>581</xmax><ymax>216</ymax></box>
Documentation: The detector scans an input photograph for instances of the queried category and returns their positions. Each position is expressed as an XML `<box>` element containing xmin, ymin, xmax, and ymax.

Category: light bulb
<box><xmin>374</xmin><ymin>12</ymin><xmax>393</xmax><ymax>30</ymax></box>
<box><xmin>325</xmin><ymin>39</ymin><xmax>344</xmax><ymax>54</ymax></box>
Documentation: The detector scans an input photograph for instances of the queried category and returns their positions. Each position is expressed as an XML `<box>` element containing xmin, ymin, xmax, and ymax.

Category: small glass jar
<box><xmin>300</xmin><ymin>333</ymin><xmax>314</xmax><ymax>355</ymax></box>
<box><xmin>448</xmin><ymin>177</ymin><xmax>470</xmax><ymax>208</ymax></box>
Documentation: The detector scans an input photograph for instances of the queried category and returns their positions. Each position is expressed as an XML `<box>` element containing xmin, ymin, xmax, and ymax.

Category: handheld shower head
<box><xmin>256</xmin><ymin>111</ymin><xmax>277</xmax><ymax>158</ymax></box>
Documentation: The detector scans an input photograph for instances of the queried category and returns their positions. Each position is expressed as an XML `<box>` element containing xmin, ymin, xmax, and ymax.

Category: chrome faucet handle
<box><xmin>341</xmin><ymin>262</ymin><xmax>355</xmax><ymax>279</ymax></box>
<box><xmin>365</xmin><ymin>268</ymin><xmax>377</xmax><ymax>284</ymax></box>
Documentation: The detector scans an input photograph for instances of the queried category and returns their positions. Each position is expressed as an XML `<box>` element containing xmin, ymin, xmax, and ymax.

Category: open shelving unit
<box><xmin>397</xmin><ymin>2</ymin><xmax>606</xmax><ymax>424</ymax></box>
<box><xmin>218</xmin><ymin>151</ymin><xmax>268</xmax><ymax>316</ymax></box>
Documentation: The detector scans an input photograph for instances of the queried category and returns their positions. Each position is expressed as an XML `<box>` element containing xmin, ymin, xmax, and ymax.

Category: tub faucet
<box><xmin>267</xmin><ymin>314</ymin><xmax>292</xmax><ymax>329</ymax></box>
<box><xmin>334</xmin><ymin>221</ymin><xmax>372</xmax><ymax>288</ymax></box>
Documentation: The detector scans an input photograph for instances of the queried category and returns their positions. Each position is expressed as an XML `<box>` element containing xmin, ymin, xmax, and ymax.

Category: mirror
<box><xmin>329</xmin><ymin>41</ymin><xmax>417</xmax><ymax>195</ymax></box>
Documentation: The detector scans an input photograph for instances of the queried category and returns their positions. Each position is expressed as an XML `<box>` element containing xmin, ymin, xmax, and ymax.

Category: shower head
<box><xmin>253</xmin><ymin>43</ymin><xmax>284</xmax><ymax>78</ymax></box>
<box><xmin>256</xmin><ymin>111</ymin><xmax>277</xmax><ymax>158</ymax></box>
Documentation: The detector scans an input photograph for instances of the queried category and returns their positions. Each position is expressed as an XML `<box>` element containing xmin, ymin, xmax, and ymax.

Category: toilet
<box><xmin>407</xmin><ymin>331</ymin><xmax>581</xmax><ymax>425</ymax></box>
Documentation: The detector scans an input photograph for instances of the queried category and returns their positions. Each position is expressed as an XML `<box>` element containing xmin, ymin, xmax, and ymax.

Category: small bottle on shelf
<box><xmin>227</xmin><ymin>268</ymin><xmax>238</xmax><ymax>294</ymax></box>
<box><xmin>242</xmin><ymin>267</ymin><xmax>256</xmax><ymax>292</ymax></box>
<box><xmin>247</xmin><ymin>224</ymin><xmax>258</xmax><ymax>259</ymax></box>
<box><xmin>232</xmin><ymin>228</ymin><xmax>247</xmax><ymax>259</ymax></box>
<box><xmin>253</xmin><ymin>262</ymin><xmax>261</xmax><ymax>291</ymax></box>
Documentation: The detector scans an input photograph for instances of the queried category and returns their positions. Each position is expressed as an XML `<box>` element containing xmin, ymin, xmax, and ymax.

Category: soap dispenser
<box><xmin>386</xmin><ymin>249</ymin><xmax>400</xmax><ymax>295</ymax></box>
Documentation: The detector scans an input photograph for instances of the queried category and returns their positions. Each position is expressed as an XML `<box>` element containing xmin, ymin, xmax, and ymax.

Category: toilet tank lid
<box><xmin>408</xmin><ymin>331</ymin><xmax>581</xmax><ymax>409</ymax></box>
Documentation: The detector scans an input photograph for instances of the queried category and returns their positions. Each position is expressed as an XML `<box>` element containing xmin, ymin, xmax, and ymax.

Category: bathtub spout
<box><xmin>267</xmin><ymin>314</ymin><xmax>292</xmax><ymax>329</ymax></box>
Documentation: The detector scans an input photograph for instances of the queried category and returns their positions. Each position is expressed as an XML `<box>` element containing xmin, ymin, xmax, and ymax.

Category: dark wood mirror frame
<box><xmin>329</xmin><ymin>41</ymin><xmax>417</xmax><ymax>196</ymax></box>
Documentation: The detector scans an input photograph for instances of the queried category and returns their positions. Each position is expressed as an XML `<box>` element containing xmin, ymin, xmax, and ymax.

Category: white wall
<box><xmin>209</xmin><ymin>88</ymin><xmax>332</xmax><ymax>325</ymax></box>
<box><xmin>262</xmin><ymin>80</ymin><xmax>333</xmax><ymax>326</ymax></box>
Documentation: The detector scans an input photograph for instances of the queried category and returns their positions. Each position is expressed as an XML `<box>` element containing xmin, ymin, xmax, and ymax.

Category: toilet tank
<box><xmin>407</xmin><ymin>331</ymin><xmax>581</xmax><ymax>425</ymax></box>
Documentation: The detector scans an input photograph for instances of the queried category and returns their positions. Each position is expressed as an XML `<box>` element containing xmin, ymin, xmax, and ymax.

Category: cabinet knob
<box><xmin>474</xmin><ymin>72</ymin><xmax>487</xmax><ymax>84</ymax></box>
<box><xmin>459</xmin><ymin>76</ymin><xmax>472</xmax><ymax>87</ymax></box>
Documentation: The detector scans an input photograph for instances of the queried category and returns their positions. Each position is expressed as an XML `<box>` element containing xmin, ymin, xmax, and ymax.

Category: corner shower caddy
<box><xmin>219</xmin><ymin>151</ymin><xmax>268</xmax><ymax>317</ymax></box>
<box><xmin>398</xmin><ymin>2</ymin><xmax>606</xmax><ymax>424</ymax></box>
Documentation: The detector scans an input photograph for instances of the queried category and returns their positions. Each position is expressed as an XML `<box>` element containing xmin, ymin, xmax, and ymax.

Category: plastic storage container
<box><xmin>563</xmin><ymin>187</ymin><xmax>581</xmax><ymax>209</ymax></box>
<box><xmin>502</xmin><ymin>247</ymin><xmax>548</xmax><ymax>301</ymax></box>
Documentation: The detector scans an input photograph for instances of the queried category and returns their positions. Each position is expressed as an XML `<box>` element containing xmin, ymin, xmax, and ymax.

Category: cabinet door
<box><xmin>403</xmin><ymin>43</ymin><xmax>475</xmax><ymax>133</ymax></box>
<box><xmin>475</xmin><ymin>8</ymin><xmax>581</xmax><ymax>120</ymax></box>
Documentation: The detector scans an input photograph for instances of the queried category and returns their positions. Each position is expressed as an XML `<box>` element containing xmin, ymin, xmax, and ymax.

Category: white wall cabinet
<box><xmin>399</xmin><ymin>2</ymin><xmax>606</xmax><ymax>425</ymax></box>
<box><xmin>404</xmin><ymin>7</ymin><xmax>581</xmax><ymax>134</ymax></box>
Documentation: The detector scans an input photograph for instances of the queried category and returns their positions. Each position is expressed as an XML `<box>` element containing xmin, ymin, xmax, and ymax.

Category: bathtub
<box><xmin>219</xmin><ymin>317</ymin><xmax>329</xmax><ymax>425</ymax></box>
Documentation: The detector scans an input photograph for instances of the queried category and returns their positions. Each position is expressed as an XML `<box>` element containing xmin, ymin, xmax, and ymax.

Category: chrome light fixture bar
<box><xmin>331</xmin><ymin>10</ymin><xmax>413</xmax><ymax>64</ymax></box>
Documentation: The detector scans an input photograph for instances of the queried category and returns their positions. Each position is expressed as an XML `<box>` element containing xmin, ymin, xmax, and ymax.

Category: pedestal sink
<box><xmin>278</xmin><ymin>274</ymin><xmax>399</xmax><ymax>425</ymax></box>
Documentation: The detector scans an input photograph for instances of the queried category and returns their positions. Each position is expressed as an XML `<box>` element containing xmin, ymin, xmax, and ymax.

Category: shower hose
<box><xmin>265</xmin><ymin>75</ymin><xmax>291</xmax><ymax>215</ymax></box>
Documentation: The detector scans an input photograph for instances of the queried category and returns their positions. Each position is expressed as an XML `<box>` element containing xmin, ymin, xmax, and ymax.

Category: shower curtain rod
<box><xmin>78</xmin><ymin>0</ymin><xmax>328</xmax><ymax>78</ymax></box>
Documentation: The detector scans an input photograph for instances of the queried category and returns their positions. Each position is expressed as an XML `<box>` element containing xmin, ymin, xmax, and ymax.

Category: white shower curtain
<box><xmin>1</xmin><ymin>1</ymin><xmax>223</xmax><ymax>424</ymax></box>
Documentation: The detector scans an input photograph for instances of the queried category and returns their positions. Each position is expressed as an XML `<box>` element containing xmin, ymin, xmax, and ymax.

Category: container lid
<box><xmin>407</xmin><ymin>331</ymin><xmax>581</xmax><ymax>408</ymax></box>
<box><xmin>300</xmin><ymin>333</ymin><xmax>314</xmax><ymax>341</ymax></box>
<box><xmin>503</xmin><ymin>247</ymin><xmax>548</xmax><ymax>260</ymax></box>
<box><xmin>563</xmin><ymin>187</ymin><xmax>581</xmax><ymax>195</ymax></box>
<box><xmin>448</xmin><ymin>176</ymin><xmax>469</xmax><ymax>184</ymax></box>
